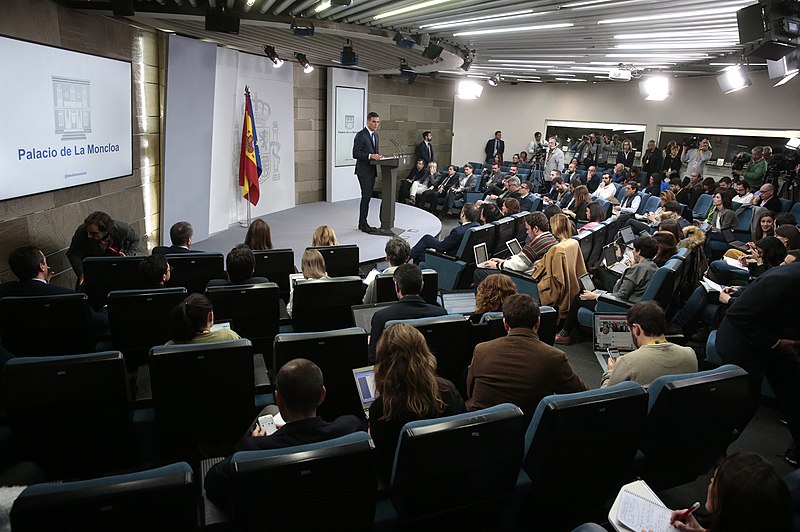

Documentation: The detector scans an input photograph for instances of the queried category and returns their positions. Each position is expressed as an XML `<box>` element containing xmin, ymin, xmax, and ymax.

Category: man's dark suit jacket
<box><xmin>206</xmin><ymin>276</ymin><xmax>270</xmax><ymax>288</ymax></box>
<box><xmin>430</xmin><ymin>221</ymin><xmax>479</xmax><ymax>255</ymax></box>
<box><xmin>152</xmin><ymin>245</ymin><xmax>202</xmax><ymax>255</ymax></box>
<box><xmin>204</xmin><ymin>415</ymin><xmax>366</xmax><ymax>511</ymax></box>
<box><xmin>353</xmin><ymin>127</ymin><xmax>378</xmax><ymax>180</ymax></box>
<box><xmin>484</xmin><ymin>138</ymin><xmax>505</xmax><ymax>161</ymax></box>
<box><xmin>368</xmin><ymin>295</ymin><xmax>448</xmax><ymax>362</ymax></box>
<box><xmin>558</xmin><ymin>192</ymin><xmax>574</xmax><ymax>209</ymax></box>
<box><xmin>0</xmin><ymin>279</ymin><xmax>74</xmax><ymax>299</ymax></box>
<box><xmin>641</xmin><ymin>148</ymin><xmax>663</xmax><ymax>178</ymax></box>
<box><xmin>616</xmin><ymin>151</ymin><xmax>635</xmax><ymax>168</ymax></box>
<box><xmin>417</xmin><ymin>141</ymin><xmax>434</xmax><ymax>166</ymax></box>
<box><xmin>66</xmin><ymin>220</ymin><xmax>139</xmax><ymax>277</ymax></box>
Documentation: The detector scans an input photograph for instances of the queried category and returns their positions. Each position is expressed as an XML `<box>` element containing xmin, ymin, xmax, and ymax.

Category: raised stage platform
<box><xmin>193</xmin><ymin>198</ymin><xmax>442</xmax><ymax>269</ymax></box>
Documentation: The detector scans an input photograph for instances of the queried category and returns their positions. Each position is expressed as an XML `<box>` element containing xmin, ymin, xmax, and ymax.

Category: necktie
<box><xmin>371</xmin><ymin>133</ymin><xmax>376</xmax><ymax>148</ymax></box>
<box><xmin>427</xmin><ymin>143</ymin><xmax>432</xmax><ymax>159</ymax></box>
<box><xmin>494</xmin><ymin>140</ymin><xmax>499</xmax><ymax>155</ymax></box>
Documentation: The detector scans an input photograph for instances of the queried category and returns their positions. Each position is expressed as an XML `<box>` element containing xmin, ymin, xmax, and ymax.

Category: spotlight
<box><xmin>340</xmin><ymin>39</ymin><xmax>359</xmax><ymax>66</ymax></box>
<box><xmin>639</xmin><ymin>76</ymin><xmax>671</xmax><ymax>101</ymax></box>
<box><xmin>292</xmin><ymin>19</ymin><xmax>315</xmax><ymax>37</ymax></box>
<box><xmin>456</xmin><ymin>80</ymin><xmax>483</xmax><ymax>99</ymax></box>
<box><xmin>295</xmin><ymin>53</ymin><xmax>314</xmax><ymax>74</ymax></box>
<box><xmin>264</xmin><ymin>45</ymin><xmax>284</xmax><ymax>68</ymax></box>
<box><xmin>487</xmin><ymin>74</ymin><xmax>500</xmax><ymax>87</ymax></box>
<box><xmin>460</xmin><ymin>49</ymin><xmax>475</xmax><ymax>71</ymax></box>
<box><xmin>393</xmin><ymin>32</ymin><xmax>416</xmax><ymax>49</ymax></box>
<box><xmin>717</xmin><ymin>66</ymin><xmax>751</xmax><ymax>94</ymax></box>
<box><xmin>399</xmin><ymin>60</ymin><xmax>417</xmax><ymax>83</ymax></box>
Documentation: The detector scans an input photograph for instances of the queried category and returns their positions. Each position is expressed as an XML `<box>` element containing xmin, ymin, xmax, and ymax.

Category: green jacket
<box><xmin>742</xmin><ymin>158</ymin><xmax>767</xmax><ymax>189</ymax></box>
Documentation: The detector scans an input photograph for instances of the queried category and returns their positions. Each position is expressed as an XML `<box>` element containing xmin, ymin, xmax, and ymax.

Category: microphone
<box><xmin>389</xmin><ymin>138</ymin><xmax>402</xmax><ymax>157</ymax></box>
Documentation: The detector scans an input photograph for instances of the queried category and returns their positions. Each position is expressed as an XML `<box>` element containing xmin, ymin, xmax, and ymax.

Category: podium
<box><xmin>370</xmin><ymin>156</ymin><xmax>408</xmax><ymax>236</ymax></box>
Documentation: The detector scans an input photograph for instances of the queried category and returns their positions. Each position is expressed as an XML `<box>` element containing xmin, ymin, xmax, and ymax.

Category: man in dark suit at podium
<box><xmin>353</xmin><ymin>112</ymin><xmax>384</xmax><ymax>234</ymax></box>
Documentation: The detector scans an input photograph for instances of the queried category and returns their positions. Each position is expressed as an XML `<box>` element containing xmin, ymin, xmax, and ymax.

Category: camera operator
<box><xmin>528</xmin><ymin>131</ymin><xmax>546</xmax><ymax>157</ymax></box>
<box><xmin>681</xmin><ymin>137</ymin><xmax>712</xmax><ymax>176</ymax></box>
<box><xmin>574</xmin><ymin>133</ymin><xmax>598</xmax><ymax>168</ymax></box>
<box><xmin>733</xmin><ymin>146</ymin><xmax>767</xmax><ymax>190</ymax></box>
<box><xmin>543</xmin><ymin>136</ymin><xmax>565</xmax><ymax>191</ymax></box>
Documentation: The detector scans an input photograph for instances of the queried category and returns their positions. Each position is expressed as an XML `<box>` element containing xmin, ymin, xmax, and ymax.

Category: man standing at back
<box><xmin>353</xmin><ymin>112</ymin><xmax>383</xmax><ymax>234</ymax></box>
<box><xmin>485</xmin><ymin>131</ymin><xmax>504</xmax><ymax>163</ymax></box>
<box><xmin>466</xmin><ymin>294</ymin><xmax>586</xmax><ymax>416</ymax></box>
<box><xmin>417</xmin><ymin>131</ymin><xmax>434</xmax><ymax>166</ymax></box>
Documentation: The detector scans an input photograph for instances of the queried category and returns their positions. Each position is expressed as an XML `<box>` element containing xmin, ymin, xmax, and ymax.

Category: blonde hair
<box><xmin>374</xmin><ymin>323</ymin><xmax>446</xmax><ymax>421</ymax></box>
<box><xmin>311</xmin><ymin>225</ymin><xmax>337</xmax><ymax>247</ymax></box>
<box><xmin>476</xmin><ymin>274</ymin><xmax>517</xmax><ymax>314</ymax></box>
<box><xmin>659</xmin><ymin>190</ymin><xmax>676</xmax><ymax>204</ymax></box>
<box><xmin>549</xmin><ymin>213</ymin><xmax>574</xmax><ymax>241</ymax></box>
<box><xmin>301</xmin><ymin>249</ymin><xmax>327</xmax><ymax>279</ymax></box>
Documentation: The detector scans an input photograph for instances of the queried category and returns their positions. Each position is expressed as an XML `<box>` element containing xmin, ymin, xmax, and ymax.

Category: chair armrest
<box><xmin>596</xmin><ymin>292</ymin><xmax>633</xmax><ymax>312</ymax></box>
<box><xmin>465</xmin><ymin>191</ymin><xmax>483</xmax><ymax>204</ymax></box>
<box><xmin>422</xmin><ymin>253</ymin><xmax>468</xmax><ymax>291</ymax></box>
<box><xmin>424</xmin><ymin>249</ymin><xmax>458</xmax><ymax>261</ymax></box>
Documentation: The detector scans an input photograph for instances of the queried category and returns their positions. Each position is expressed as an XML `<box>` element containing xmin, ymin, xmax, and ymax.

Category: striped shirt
<box><xmin>521</xmin><ymin>231</ymin><xmax>559</xmax><ymax>263</ymax></box>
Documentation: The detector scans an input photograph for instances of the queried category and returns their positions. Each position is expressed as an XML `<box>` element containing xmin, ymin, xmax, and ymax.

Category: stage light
<box><xmin>639</xmin><ymin>76</ymin><xmax>671</xmax><ymax>100</ymax></box>
<box><xmin>487</xmin><ymin>74</ymin><xmax>500</xmax><ymax>86</ymax></box>
<box><xmin>295</xmin><ymin>53</ymin><xmax>314</xmax><ymax>73</ymax></box>
<box><xmin>456</xmin><ymin>80</ymin><xmax>483</xmax><ymax>99</ymax></box>
<box><xmin>264</xmin><ymin>45</ymin><xmax>284</xmax><ymax>68</ymax></box>
<box><xmin>716</xmin><ymin>66</ymin><xmax>751</xmax><ymax>93</ymax></box>
<box><xmin>399</xmin><ymin>60</ymin><xmax>417</xmax><ymax>83</ymax></box>
<box><xmin>340</xmin><ymin>40</ymin><xmax>359</xmax><ymax>66</ymax></box>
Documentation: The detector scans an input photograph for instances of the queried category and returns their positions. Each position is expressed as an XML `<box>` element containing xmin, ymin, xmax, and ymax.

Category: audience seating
<box><xmin>491</xmin><ymin>217</ymin><xmax>517</xmax><ymax>257</ymax></box>
<box><xmin>614</xmin><ymin>186</ymin><xmax>627</xmax><ymax>203</ymax></box>
<box><xmin>0</xmin><ymin>293</ymin><xmax>94</xmax><ymax>357</ymax></box>
<box><xmin>780</xmin><ymin>197</ymin><xmax>793</xmax><ymax>213</ymax></box>
<box><xmin>149</xmin><ymin>339</ymin><xmax>258</xmax><ymax>459</ymax></box>
<box><xmin>641</xmin><ymin>195</ymin><xmax>660</xmax><ymax>214</ymax></box>
<box><xmin>784</xmin><ymin>468</ymin><xmax>800</xmax><ymax>532</ymax></box>
<box><xmin>511</xmin><ymin>211</ymin><xmax>530</xmax><ymax>243</ymax></box>
<box><xmin>503</xmin><ymin>269</ymin><xmax>540</xmax><ymax>301</ymax></box>
<box><xmin>637</xmin><ymin>364</ymin><xmax>750</xmax><ymax>490</ymax></box>
<box><xmin>273</xmin><ymin>327</ymin><xmax>368</xmax><ymax>421</ymax></box>
<box><xmin>635</xmin><ymin>193</ymin><xmax>652</xmax><ymax>215</ymax></box>
<box><xmin>307</xmin><ymin>244</ymin><xmax>360</xmax><ymax>277</ymax></box>
<box><xmin>82</xmin><ymin>255</ymin><xmax>146</xmax><ymax>309</ymax></box>
<box><xmin>585</xmin><ymin>225</ymin><xmax>607</xmax><ymax>270</ymax></box>
<box><xmin>574</xmin><ymin>231</ymin><xmax>593</xmax><ymax>263</ymax></box>
<box><xmin>422</xmin><ymin>223</ymin><xmax>495</xmax><ymax>290</ymax></box>
<box><xmin>107</xmin><ymin>287</ymin><xmax>188</xmax><ymax>370</ymax></box>
<box><xmin>206</xmin><ymin>432</ymin><xmax>377</xmax><ymax>531</ymax></box>
<box><xmin>601</xmin><ymin>216</ymin><xmax>620</xmax><ymax>247</ymax></box>
<box><xmin>475</xmin><ymin>305</ymin><xmax>557</xmax><ymax>346</ymax></box>
<box><xmin>520</xmin><ymin>382</ymin><xmax>648</xmax><ymax>529</ymax></box>
<box><xmin>290</xmin><ymin>276</ymin><xmax>363</xmax><ymax>332</ymax></box>
<box><xmin>10</xmin><ymin>462</ymin><xmax>197</xmax><ymax>532</ymax></box>
<box><xmin>692</xmin><ymin>193</ymin><xmax>713</xmax><ymax>221</ymax></box>
<box><xmin>253</xmin><ymin>249</ymin><xmax>295</xmax><ymax>302</ymax></box>
<box><xmin>374</xmin><ymin>269</ymin><xmax>438</xmax><ymax>305</ymax></box>
<box><xmin>387</xmin><ymin>314</ymin><xmax>473</xmax><ymax>397</ymax></box>
<box><xmin>790</xmin><ymin>201</ymin><xmax>800</xmax><ymax>225</ymax></box>
<box><xmin>3</xmin><ymin>352</ymin><xmax>135</xmax><ymax>480</ymax></box>
<box><xmin>165</xmin><ymin>252</ymin><xmax>225</xmax><ymax>293</ymax></box>
<box><xmin>206</xmin><ymin>282</ymin><xmax>280</xmax><ymax>351</ymax></box>
<box><xmin>387</xmin><ymin>404</ymin><xmax>526</xmax><ymax>529</ymax></box>
<box><xmin>733</xmin><ymin>204</ymin><xmax>755</xmax><ymax>242</ymax></box>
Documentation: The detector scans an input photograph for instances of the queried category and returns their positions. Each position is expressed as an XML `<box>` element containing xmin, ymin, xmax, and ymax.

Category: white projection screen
<box><xmin>334</xmin><ymin>87</ymin><xmax>364</xmax><ymax>167</ymax></box>
<box><xmin>0</xmin><ymin>36</ymin><xmax>133</xmax><ymax>201</ymax></box>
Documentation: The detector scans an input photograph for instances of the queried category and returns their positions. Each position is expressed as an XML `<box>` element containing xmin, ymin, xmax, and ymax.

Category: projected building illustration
<box><xmin>53</xmin><ymin>76</ymin><xmax>92</xmax><ymax>140</ymax></box>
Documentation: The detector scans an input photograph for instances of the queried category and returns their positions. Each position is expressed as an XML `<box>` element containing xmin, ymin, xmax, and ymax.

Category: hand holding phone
<box><xmin>257</xmin><ymin>414</ymin><xmax>278</xmax><ymax>436</ymax></box>
<box><xmin>607</xmin><ymin>348</ymin><xmax>620</xmax><ymax>359</ymax></box>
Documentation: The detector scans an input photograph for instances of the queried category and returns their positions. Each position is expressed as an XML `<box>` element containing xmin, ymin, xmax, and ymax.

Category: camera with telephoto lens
<box><xmin>682</xmin><ymin>136</ymin><xmax>699</xmax><ymax>149</ymax></box>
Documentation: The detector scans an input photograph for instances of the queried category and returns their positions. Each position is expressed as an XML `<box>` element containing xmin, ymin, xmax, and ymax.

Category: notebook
<box><xmin>593</xmin><ymin>314</ymin><xmax>636</xmax><ymax>371</ymax></box>
<box><xmin>610</xmin><ymin>480</ymin><xmax>678</xmax><ymax>532</ymax></box>
<box><xmin>473</xmin><ymin>242</ymin><xmax>488</xmax><ymax>264</ymax></box>
<box><xmin>351</xmin><ymin>302</ymin><xmax>395</xmax><ymax>334</ymax></box>
<box><xmin>352</xmin><ymin>365</ymin><xmax>377</xmax><ymax>418</ymax></box>
<box><xmin>506</xmin><ymin>238</ymin><xmax>523</xmax><ymax>256</ymax></box>
<box><xmin>441</xmin><ymin>291</ymin><xmax>477</xmax><ymax>315</ymax></box>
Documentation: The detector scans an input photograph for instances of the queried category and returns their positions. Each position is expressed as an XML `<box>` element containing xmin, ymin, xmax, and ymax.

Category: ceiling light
<box><xmin>598</xmin><ymin>4</ymin><xmax>750</xmax><ymax>24</ymax></box>
<box><xmin>555</xmin><ymin>77</ymin><xmax>586</xmax><ymax>81</ymax></box>
<box><xmin>606</xmin><ymin>53</ymin><xmax>709</xmax><ymax>58</ymax></box>
<box><xmin>314</xmin><ymin>1</ymin><xmax>331</xmax><ymax>13</ymax></box>
<box><xmin>340</xmin><ymin>39</ymin><xmax>358</xmax><ymax>66</ymax></box>
<box><xmin>419</xmin><ymin>9</ymin><xmax>536</xmax><ymax>30</ymax></box>
<box><xmin>295</xmin><ymin>53</ymin><xmax>314</xmax><ymax>73</ymax></box>
<box><xmin>456</xmin><ymin>80</ymin><xmax>483</xmax><ymax>99</ymax></box>
<box><xmin>263</xmin><ymin>45</ymin><xmax>284</xmax><ymax>68</ymax></box>
<box><xmin>640</xmin><ymin>76</ymin><xmax>671</xmax><ymax>100</ymax></box>
<box><xmin>454</xmin><ymin>22</ymin><xmax>573</xmax><ymax>37</ymax></box>
<box><xmin>615</xmin><ymin>30</ymin><xmax>738</xmax><ymax>40</ymax></box>
<box><xmin>488</xmin><ymin>59</ymin><xmax>575</xmax><ymax>64</ymax></box>
<box><xmin>786</xmin><ymin>137</ymin><xmax>800</xmax><ymax>150</ymax></box>
<box><xmin>615</xmin><ymin>42</ymin><xmax>736</xmax><ymax>50</ymax></box>
<box><xmin>374</xmin><ymin>0</ymin><xmax>452</xmax><ymax>20</ymax></box>
<box><xmin>487</xmin><ymin>73</ymin><xmax>500</xmax><ymax>86</ymax></box>
<box><xmin>571</xmin><ymin>0</ymin><xmax>649</xmax><ymax>10</ymax></box>
<box><xmin>717</xmin><ymin>66</ymin><xmax>751</xmax><ymax>93</ymax></box>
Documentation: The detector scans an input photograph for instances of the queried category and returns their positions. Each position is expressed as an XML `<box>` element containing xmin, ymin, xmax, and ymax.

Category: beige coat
<box><xmin>532</xmin><ymin>238</ymin><xmax>587</xmax><ymax>319</ymax></box>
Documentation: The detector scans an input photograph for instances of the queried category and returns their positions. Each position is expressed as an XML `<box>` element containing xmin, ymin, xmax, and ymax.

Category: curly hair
<box><xmin>475</xmin><ymin>274</ymin><xmax>517</xmax><ymax>315</ymax></box>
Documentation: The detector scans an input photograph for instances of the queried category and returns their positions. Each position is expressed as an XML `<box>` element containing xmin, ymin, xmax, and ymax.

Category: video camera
<box><xmin>682</xmin><ymin>136</ymin><xmax>699</xmax><ymax>149</ymax></box>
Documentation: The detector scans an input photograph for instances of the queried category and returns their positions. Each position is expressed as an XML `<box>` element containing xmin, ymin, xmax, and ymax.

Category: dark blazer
<box><xmin>152</xmin><ymin>245</ymin><xmax>202</xmax><ymax>255</ymax></box>
<box><xmin>416</xmin><ymin>141</ymin><xmax>434</xmax><ymax>166</ymax></box>
<box><xmin>761</xmin><ymin>195</ymin><xmax>782</xmax><ymax>213</ymax></box>
<box><xmin>368</xmin><ymin>295</ymin><xmax>448</xmax><ymax>362</ymax></box>
<box><xmin>204</xmin><ymin>415</ymin><xmax>366</xmax><ymax>511</ymax></box>
<box><xmin>485</xmin><ymin>138</ymin><xmax>505</xmax><ymax>161</ymax></box>
<box><xmin>519</xmin><ymin>195</ymin><xmax>534</xmax><ymax>212</ymax></box>
<box><xmin>206</xmin><ymin>276</ymin><xmax>270</xmax><ymax>288</ymax></box>
<box><xmin>0</xmin><ymin>279</ymin><xmax>74</xmax><ymax>299</ymax></box>
<box><xmin>66</xmin><ymin>220</ymin><xmax>139</xmax><ymax>277</ymax></box>
<box><xmin>641</xmin><ymin>148</ymin><xmax>663</xmax><ymax>177</ymax></box>
<box><xmin>353</xmin><ymin>127</ymin><xmax>378</xmax><ymax>179</ymax></box>
<box><xmin>432</xmin><ymin>222</ymin><xmax>479</xmax><ymax>255</ymax></box>
<box><xmin>616</xmin><ymin>150</ymin><xmax>635</xmax><ymax>168</ymax></box>
<box><xmin>661</xmin><ymin>154</ymin><xmax>682</xmax><ymax>176</ymax></box>
<box><xmin>434</xmin><ymin>172</ymin><xmax>461</xmax><ymax>192</ymax></box>
<box><xmin>558</xmin><ymin>192</ymin><xmax>574</xmax><ymax>210</ymax></box>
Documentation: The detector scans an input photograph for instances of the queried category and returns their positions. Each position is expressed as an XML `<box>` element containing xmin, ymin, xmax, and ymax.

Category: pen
<box><xmin>676</xmin><ymin>502</ymin><xmax>701</xmax><ymax>522</ymax></box>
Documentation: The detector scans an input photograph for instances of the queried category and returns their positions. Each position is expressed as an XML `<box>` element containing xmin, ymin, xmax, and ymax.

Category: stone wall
<box><xmin>293</xmin><ymin>66</ymin><xmax>326</xmax><ymax>205</ymax></box>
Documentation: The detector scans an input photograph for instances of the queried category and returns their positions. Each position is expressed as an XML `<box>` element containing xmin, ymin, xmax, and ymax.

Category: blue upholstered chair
<box><xmin>707</xmin><ymin>330</ymin><xmax>775</xmax><ymax>398</ymax></box>
<box><xmin>82</xmin><ymin>255</ymin><xmax>146</xmax><ymax>309</ymax></box>
<box><xmin>733</xmin><ymin>204</ymin><xmax>755</xmax><ymax>242</ymax></box>
<box><xmin>637</xmin><ymin>364</ymin><xmax>750</xmax><ymax>490</ymax></box>
<box><xmin>585</xmin><ymin>225</ymin><xmax>607</xmax><ymax>270</ymax></box>
<box><xmin>422</xmin><ymin>223</ymin><xmax>495</xmax><ymax>290</ymax></box>
<box><xmin>253</xmin><ymin>248</ymin><xmax>295</xmax><ymax>302</ymax></box>
<box><xmin>642</xmin><ymin>194</ymin><xmax>660</xmax><ymax>214</ymax></box>
<box><xmin>790</xmin><ymin>201</ymin><xmax>800</xmax><ymax>225</ymax></box>
<box><xmin>206</xmin><ymin>282</ymin><xmax>280</xmax><ymax>352</ymax></box>
<box><xmin>306</xmin><ymin>244</ymin><xmax>360</xmax><ymax>277</ymax></box>
<box><xmin>11</xmin><ymin>462</ymin><xmax>197</xmax><ymax>532</ymax></box>
<box><xmin>491</xmin><ymin>216</ymin><xmax>517</xmax><ymax>257</ymax></box>
<box><xmin>574</xmin><ymin>231</ymin><xmax>594</xmax><ymax>263</ymax></box>
<box><xmin>520</xmin><ymin>382</ymin><xmax>647</xmax><ymax>529</ymax></box>
<box><xmin>779</xmin><ymin>197</ymin><xmax>793</xmax><ymax>213</ymax></box>
<box><xmin>387</xmin><ymin>404</ymin><xmax>526</xmax><ymax>529</ymax></box>
<box><xmin>692</xmin><ymin>193</ymin><xmax>713</xmax><ymax>221</ymax></box>
<box><xmin>784</xmin><ymin>468</ymin><xmax>800</xmax><ymax>532</ymax></box>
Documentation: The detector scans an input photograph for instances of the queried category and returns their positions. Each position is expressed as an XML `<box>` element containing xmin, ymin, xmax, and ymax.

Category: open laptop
<box><xmin>579</xmin><ymin>274</ymin><xmax>605</xmax><ymax>296</ymax></box>
<box><xmin>506</xmin><ymin>238</ymin><xmax>523</xmax><ymax>256</ymax></box>
<box><xmin>603</xmin><ymin>244</ymin><xmax>630</xmax><ymax>275</ymax></box>
<box><xmin>619</xmin><ymin>226</ymin><xmax>636</xmax><ymax>246</ymax></box>
<box><xmin>473</xmin><ymin>242</ymin><xmax>488</xmax><ymax>264</ymax></box>
<box><xmin>352</xmin><ymin>365</ymin><xmax>377</xmax><ymax>418</ymax></box>
<box><xmin>593</xmin><ymin>314</ymin><xmax>636</xmax><ymax>371</ymax></box>
<box><xmin>441</xmin><ymin>291</ymin><xmax>477</xmax><ymax>315</ymax></box>
<box><xmin>351</xmin><ymin>302</ymin><xmax>395</xmax><ymax>334</ymax></box>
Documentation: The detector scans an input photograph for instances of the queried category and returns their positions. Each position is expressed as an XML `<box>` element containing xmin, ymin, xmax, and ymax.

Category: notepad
<box><xmin>723</xmin><ymin>256</ymin><xmax>748</xmax><ymax>270</ymax></box>
<box><xmin>699</xmin><ymin>276</ymin><xmax>724</xmax><ymax>294</ymax></box>
<box><xmin>610</xmin><ymin>480</ymin><xmax>679</xmax><ymax>532</ymax></box>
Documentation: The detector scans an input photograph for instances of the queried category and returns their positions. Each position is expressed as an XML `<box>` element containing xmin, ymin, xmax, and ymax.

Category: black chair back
<box><xmin>274</xmin><ymin>328</ymin><xmax>368</xmax><ymax>421</ymax></box>
<box><xmin>165</xmin><ymin>252</ymin><xmax>225</xmax><ymax>293</ymax></box>
<box><xmin>306</xmin><ymin>245</ymin><xmax>360</xmax><ymax>277</ymax></box>
<box><xmin>107</xmin><ymin>288</ymin><xmax>188</xmax><ymax>370</ymax></box>
<box><xmin>374</xmin><ymin>269</ymin><xmax>438</xmax><ymax>305</ymax></box>
<box><xmin>538</xmin><ymin>305</ymin><xmax>558</xmax><ymax>345</ymax></box>
<box><xmin>253</xmin><ymin>249</ymin><xmax>295</xmax><ymax>302</ymax></box>
<box><xmin>491</xmin><ymin>217</ymin><xmax>516</xmax><ymax>256</ymax></box>
<box><xmin>82</xmin><ymin>256</ymin><xmax>146</xmax><ymax>309</ymax></box>
<box><xmin>206</xmin><ymin>282</ymin><xmax>280</xmax><ymax>346</ymax></box>
<box><xmin>0</xmin><ymin>294</ymin><xmax>93</xmax><ymax>357</ymax></box>
<box><xmin>3</xmin><ymin>351</ymin><xmax>134</xmax><ymax>480</ymax></box>
<box><xmin>291</xmin><ymin>277</ymin><xmax>363</xmax><ymax>332</ymax></box>
<box><xmin>586</xmin><ymin>226</ymin><xmax>607</xmax><ymax>269</ymax></box>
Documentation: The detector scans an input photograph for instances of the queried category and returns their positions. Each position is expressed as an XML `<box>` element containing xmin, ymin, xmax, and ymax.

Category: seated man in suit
<box><xmin>480</xmin><ymin>162</ymin><xmax>505</xmax><ymax>196</ymax></box>
<box><xmin>0</xmin><ymin>246</ymin><xmax>74</xmax><ymax>298</ymax></box>
<box><xmin>204</xmin><ymin>358</ymin><xmax>367</xmax><ymax>512</ymax></box>
<box><xmin>367</xmin><ymin>263</ymin><xmax>448</xmax><ymax>362</ymax></box>
<box><xmin>466</xmin><ymin>294</ymin><xmax>586</xmax><ymax>416</ymax></box>
<box><xmin>152</xmin><ymin>221</ymin><xmax>202</xmax><ymax>255</ymax></box>
<box><xmin>417</xmin><ymin>164</ymin><xmax>460</xmax><ymax>214</ymax></box>
<box><xmin>138</xmin><ymin>254</ymin><xmax>171</xmax><ymax>289</ymax></box>
<box><xmin>207</xmin><ymin>244</ymin><xmax>269</xmax><ymax>287</ymax></box>
<box><xmin>442</xmin><ymin>163</ymin><xmax>479</xmax><ymax>217</ymax></box>
<box><xmin>410</xmin><ymin>203</ymin><xmax>480</xmax><ymax>264</ymax></box>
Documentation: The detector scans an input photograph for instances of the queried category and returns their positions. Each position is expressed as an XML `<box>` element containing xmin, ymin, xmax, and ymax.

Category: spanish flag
<box><xmin>238</xmin><ymin>86</ymin><xmax>262</xmax><ymax>206</ymax></box>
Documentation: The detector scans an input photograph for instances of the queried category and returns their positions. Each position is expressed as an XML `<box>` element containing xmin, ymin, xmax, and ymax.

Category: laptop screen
<box><xmin>593</xmin><ymin>314</ymin><xmax>635</xmax><ymax>352</ymax></box>
<box><xmin>603</xmin><ymin>244</ymin><xmax>619</xmax><ymax>267</ymax></box>
<box><xmin>473</xmin><ymin>242</ymin><xmax>488</xmax><ymax>264</ymax></box>
<box><xmin>579</xmin><ymin>274</ymin><xmax>596</xmax><ymax>292</ymax></box>
<box><xmin>352</xmin><ymin>366</ymin><xmax>377</xmax><ymax>408</ymax></box>
<box><xmin>441</xmin><ymin>291</ymin><xmax>477</xmax><ymax>315</ymax></box>
<box><xmin>620</xmin><ymin>226</ymin><xmax>635</xmax><ymax>245</ymax></box>
<box><xmin>351</xmin><ymin>303</ymin><xmax>394</xmax><ymax>334</ymax></box>
<box><xmin>506</xmin><ymin>238</ymin><xmax>522</xmax><ymax>256</ymax></box>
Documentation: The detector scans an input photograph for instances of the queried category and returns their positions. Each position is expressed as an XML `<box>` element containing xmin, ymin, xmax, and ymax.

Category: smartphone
<box><xmin>257</xmin><ymin>414</ymin><xmax>277</xmax><ymax>436</ymax></box>
<box><xmin>607</xmin><ymin>348</ymin><xmax>620</xmax><ymax>359</ymax></box>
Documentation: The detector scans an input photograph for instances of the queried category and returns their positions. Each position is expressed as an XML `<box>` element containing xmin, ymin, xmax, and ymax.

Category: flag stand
<box><xmin>239</xmin><ymin>191</ymin><xmax>252</xmax><ymax>228</ymax></box>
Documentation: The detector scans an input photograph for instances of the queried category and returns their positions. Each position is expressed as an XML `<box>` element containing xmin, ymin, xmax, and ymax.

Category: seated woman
<box><xmin>664</xmin><ymin>453</ymin><xmax>791</xmax><ymax>532</ymax></box>
<box><xmin>776</xmin><ymin>224</ymin><xmax>800</xmax><ymax>250</ymax></box>
<box><xmin>556</xmin><ymin>235</ymin><xmax>658</xmax><ymax>345</ymax></box>
<box><xmin>659</xmin><ymin>218</ymin><xmax>684</xmax><ymax>248</ymax></box>
<box><xmin>563</xmin><ymin>185</ymin><xmax>591</xmax><ymax>225</ymax></box>
<box><xmin>704</xmin><ymin>192</ymin><xmax>737</xmax><ymax>260</ymax></box>
<box><xmin>501</xmin><ymin>197</ymin><xmax>520</xmax><ymax>216</ymax></box>
<box><xmin>369</xmin><ymin>323</ymin><xmax>465</xmax><ymax>483</ymax></box>
<box><xmin>644</xmin><ymin>172</ymin><xmax>661</xmax><ymax>196</ymax></box>
<box><xmin>244</xmin><ymin>219</ymin><xmax>273</xmax><ymax>251</ymax></box>
<box><xmin>470</xmin><ymin>273</ymin><xmax>517</xmax><ymax>323</ymax></box>
<box><xmin>722</xmin><ymin>210</ymin><xmax>774</xmax><ymax>263</ymax></box>
<box><xmin>166</xmin><ymin>293</ymin><xmax>240</xmax><ymax>345</ymax></box>
<box><xmin>707</xmin><ymin>236</ymin><xmax>787</xmax><ymax>286</ymax></box>
<box><xmin>287</xmin><ymin>249</ymin><xmax>329</xmax><ymax>315</ymax></box>
<box><xmin>530</xmin><ymin>214</ymin><xmax>585</xmax><ymax>321</ymax></box>
<box><xmin>652</xmin><ymin>231</ymin><xmax>678</xmax><ymax>266</ymax></box>
<box><xmin>577</xmin><ymin>202</ymin><xmax>606</xmax><ymax>233</ymax></box>
<box><xmin>311</xmin><ymin>225</ymin><xmax>337</xmax><ymax>247</ymax></box>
